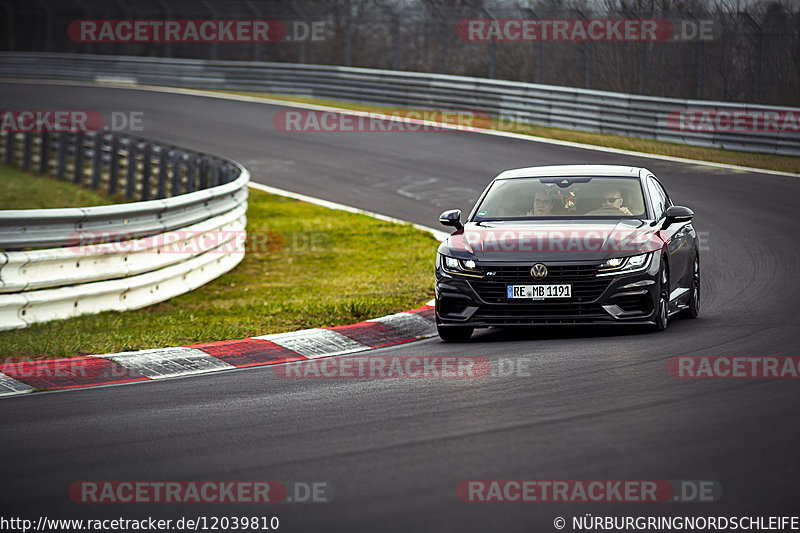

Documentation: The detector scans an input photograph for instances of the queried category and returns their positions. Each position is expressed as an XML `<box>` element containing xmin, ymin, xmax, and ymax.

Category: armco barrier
<box><xmin>0</xmin><ymin>52</ymin><xmax>798</xmax><ymax>156</ymax></box>
<box><xmin>0</xmin><ymin>129</ymin><xmax>249</xmax><ymax>331</ymax></box>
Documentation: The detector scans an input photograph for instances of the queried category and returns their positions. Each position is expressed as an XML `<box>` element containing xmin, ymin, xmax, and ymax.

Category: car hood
<box><xmin>441</xmin><ymin>220</ymin><xmax>666</xmax><ymax>262</ymax></box>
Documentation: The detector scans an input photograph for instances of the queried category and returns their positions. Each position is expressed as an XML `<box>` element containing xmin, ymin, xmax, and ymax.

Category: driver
<box><xmin>529</xmin><ymin>190</ymin><xmax>555</xmax><ymax>216</ymax></box>
<box><xmin>600</xmin><ymin>187</ymin><xmax>633</xmax><ymax>215</ymax></box>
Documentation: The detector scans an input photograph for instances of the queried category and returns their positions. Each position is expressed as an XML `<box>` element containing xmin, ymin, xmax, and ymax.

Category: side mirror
<box><xmin>439</xmin><ymin>209</ymin><xmax>463</xmax><ymax>231</ymax></box>
<box><xmin>662</xmin><ymin>206</ymin><xmax>694</xmax><ymax>229</ymax></box>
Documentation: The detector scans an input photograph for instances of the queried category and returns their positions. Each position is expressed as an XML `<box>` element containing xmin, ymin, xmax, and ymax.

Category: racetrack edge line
<box><xmin>0</xmin><ymin>77</ymin><xmax>797</xmax><ymax>179</ymax></box>
<box><xmin>0</xmin><ymin>306</ymin><xmax>437</xmax><ymax>398</ymax></box>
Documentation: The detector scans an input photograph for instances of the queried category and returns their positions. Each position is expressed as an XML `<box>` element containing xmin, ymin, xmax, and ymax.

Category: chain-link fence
<box><xmin>1</xmin><ymin>0</ymin><xmax>798</xmax><ymax>105</ymax></box>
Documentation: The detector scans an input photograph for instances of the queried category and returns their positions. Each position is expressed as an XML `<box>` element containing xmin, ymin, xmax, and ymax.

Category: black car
<box><xmin>435</xmin><ymin>165</ymin><xmax>700</xmax><ymax>342</ymax></box>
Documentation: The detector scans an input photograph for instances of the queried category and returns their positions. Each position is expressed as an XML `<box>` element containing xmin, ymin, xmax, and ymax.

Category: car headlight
<box><xmin>440</xmin><ymin>254</ymin><xmax>482</xmax><ymax>276</ymax></box>
<box><xmin>597</xmin><ymin>252</ymin><xmax>651</xmax><ymax>276</ymax></box>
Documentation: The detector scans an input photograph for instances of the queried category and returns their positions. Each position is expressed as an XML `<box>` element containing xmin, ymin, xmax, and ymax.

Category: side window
<box><xmin>647</xmin><ymin>177</ymin><xmax>667</xmax><ymax>219</ymax></box>
<box><xmin>651</xmin><ymin>176</ymin><xmax>672</xmax><ymax>207</ymax></box>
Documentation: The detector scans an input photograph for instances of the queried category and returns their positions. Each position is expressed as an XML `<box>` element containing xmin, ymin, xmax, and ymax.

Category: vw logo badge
<box><xmin>531</xmin><ymin>263</ymin><xmax>548</xmax><ymax>280</ymax></box>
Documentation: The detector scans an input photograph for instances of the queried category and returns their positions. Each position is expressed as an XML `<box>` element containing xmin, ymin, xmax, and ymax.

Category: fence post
<box><xmin>141</xmin><ymin>143</ymin><xmax>152</xmax><ymax>200</ymax></box>
<box><xmin>4</xmin><ymin>132</ymin><xmax>13</xmax><ymax>165</ymax></box>
<box><xmin>73</xmin><ymin>131</ymin><xmax>85</xmax><ymax>184</ymax></box>
<box><xmin>156</xmin><ymin>146</ymin><xmax>168</xmax><ymax>199</ymax></box>
<box><xmin>212</xmin><ymin>162</ymin><xmax>221</xmax><ymax>186</ymax></box>
<box><xmin>109</xmin><ymin>135</ymin><xmax>120</xmax><ymax>195</ymax></box>
<box><xmin>186</xmin><ymin>155</ymin><xmax>196</xmax><ymax>193</ymax></box>
<box><xmin>91</xmin><ymin>132</ymin><xmax>103</xmax><ymax>189</ymax></box>
<box><xmin>22</xmin><ymin>132</ymin><xmax>32</xmax><ymax>171</ymax></box>
<box><xmin>38</xmin><ymin>131</ymin><xmax>50</xmax><ymax>174</ymax></box>
<box><xmin>56</xmin><ymin>132</ymin><xmax>67</xmax><ymax>179</ymax></box>
<box><xmin>171</xmin><ymin>150</ymin><xmax>183</xmax><ymax>196</ymax></box>
<box><xmin>125</xmin><ymin>139</ymin><xmax>138</xmax><ymax>199</ymax></box>
<box><xmin>199</xmin><ymin>157</ymin><xmax>209</xmax><ymax>190</ymax></box>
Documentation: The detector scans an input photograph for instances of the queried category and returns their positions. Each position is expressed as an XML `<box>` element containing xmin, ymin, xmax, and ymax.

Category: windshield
<box><xmin>472</xmin><ymin>177</ymin><xmax>647</xmax><ymax>220</ymax></box>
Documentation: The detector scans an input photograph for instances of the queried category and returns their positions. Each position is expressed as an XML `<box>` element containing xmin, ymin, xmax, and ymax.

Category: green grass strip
<box><xmin>0</xmin><ymin>164</ymin><xmax>126</xmax><ymax>209</ymax></box>
<box><xmin>0</xmin><ymin>171</ymin><xmax>437</xmax><ymax>360</ymax></box>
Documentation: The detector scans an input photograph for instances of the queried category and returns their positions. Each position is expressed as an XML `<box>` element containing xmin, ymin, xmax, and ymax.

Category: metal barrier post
<box><xmin>199</xmin><ymin>157</ymin><xmax>209</xmax><ymax>190</ymax></box>
<box><xmin>56</xmin><ymin>132</ymin><xmax>67</xmax><ymax>179</ymax></box>
<box><xmin>91</xmin><ymin>132</ymin><xmax>103</xmax><ymax>189</ymax></box>
<box><xmin>73</xmin><ymin>131</ymin><xmax>85</xmax><ymax>184</ymax></box>
<box><xmin>186</xmin><ymin>155</ymin><xmax>196</xmax><ymax>193</ymax></box>
<box><xmin>38</xmin><ymin>132</ymin><xmax>50</xmax><ymax>174</ymax></box>
<box><xmin>157</xmin><ymin>147</ymin><xmax>168</xmax><ymax>199</ymax></box>
<box><xmin>141</xmin><ymin>143</ymin><xmax>152</xmax><ymax>200</ymax></box>
<box><xmin>171</xmin><ymin>151</ymin><xmax>183</xmax><ymax>197</ymax></box>
<box><xmin>211</xmin><ymin>161</ymin><xmax>221</xmax><ymax>187</ymax></box>
<box><xmin>125</xmin><ymin>139</ymin><xmax>137</xmax><ymax>199</ymax></box>
<box><xmin>3</xmin><ymin>132</ymin><xmax>13</xmax><ymax>165</ymax></box>
<box><xmin>109</xmin><ymin>135</ymin><xmax>120</xmax><ymax>195</ymax></box>
<box><xmin>22</xmin><ymin>132</ymin><xmax>32</xmax><ymax>171</ymax></box>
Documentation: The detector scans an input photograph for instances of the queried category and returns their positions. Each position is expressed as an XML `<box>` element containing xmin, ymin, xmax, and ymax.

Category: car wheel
<box><xmin>683</xmin><ymin>252</ymin><xmax>700</xmax><ymax>319</ymax></box>
<box><xmin>437</xmin><ymin>324</ymin><xmax>474</xmax><ymax>342</ymax></box>
<box><xmin>652</xmin><ymin>259</ymin><xmax>669</xmax><ymax>331</ymax></box>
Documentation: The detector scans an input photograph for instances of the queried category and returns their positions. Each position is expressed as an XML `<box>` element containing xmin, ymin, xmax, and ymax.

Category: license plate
<box><xmin>507</xmin><ymin>284</ymin><xmax>572</xmax><ymax>300</ymax></box>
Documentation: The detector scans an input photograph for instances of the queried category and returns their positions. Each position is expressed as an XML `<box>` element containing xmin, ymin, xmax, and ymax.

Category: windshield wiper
<box><xmin>475</xmin><ymin>218</ymin><xmax>509</xmax><ymax>225</ymax></box>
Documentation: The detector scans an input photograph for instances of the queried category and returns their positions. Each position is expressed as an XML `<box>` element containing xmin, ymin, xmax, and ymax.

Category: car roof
<box><xmin>494</xmin><ymin>165</ymin><xmax>646</xmax><ymax>180</ymax></box>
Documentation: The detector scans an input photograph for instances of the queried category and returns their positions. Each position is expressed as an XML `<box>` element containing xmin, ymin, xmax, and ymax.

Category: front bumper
<box><xmin>435</xmin><ymin>259</ymin><xmax>660</xmax><ymax>327</ymax></box>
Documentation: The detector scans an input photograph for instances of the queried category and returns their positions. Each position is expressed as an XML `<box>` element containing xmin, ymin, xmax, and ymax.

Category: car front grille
<box><xmin>470</xmin><ymin>303</ymin><xmax>610</xmax><ymax>325</ymax></box>
<box><xmin>469</xmin><ymin>264</ymin><xmax>610</xmax><ymax>303</ymax></box>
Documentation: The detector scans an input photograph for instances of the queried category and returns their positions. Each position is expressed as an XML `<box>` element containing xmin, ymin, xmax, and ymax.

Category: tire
<box><xmin>437</xmin><ymin>324</ymin><xmax>474</xmax><ymax>342</ymax></box>
<box><xmin>683</xmin><ymin>251</ymin><xmax>700</xmax><ymax>319</ymax></box>
<box><xmin>652</xmin><ymin>259</ymin><xmax>669</xmax><ymax>331</ymax></box>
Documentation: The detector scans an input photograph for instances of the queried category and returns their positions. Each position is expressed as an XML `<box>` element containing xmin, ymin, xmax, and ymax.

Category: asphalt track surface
<box><xmin>1</xmin><ymin>82</ymin><xmax>799</xmax><ymax>532</ymax></box>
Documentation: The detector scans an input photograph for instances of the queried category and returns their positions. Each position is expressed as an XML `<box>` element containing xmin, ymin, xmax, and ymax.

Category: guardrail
<box><xmin>1</xmin><ymin>52</ymin><xmax>798</xmax><ymax>157</ymax></box>
<box><xmin>0</xmin><ymin>129</ymin><xmax>249</xmax><ymax>331</ymax></box>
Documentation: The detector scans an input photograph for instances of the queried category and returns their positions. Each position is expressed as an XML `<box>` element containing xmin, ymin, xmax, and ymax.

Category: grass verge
<box><xmin>0</xmin><ymin>173</ymin><xmax>437</xmax><ymax>360</ymax></box>
<box><xmin>215</xmin><ymin>90</ymin><xmax>800</xmax><ymax>175</ymax></box>
<box><xmin>0</xmin><ymin>164</ymin><xmax>128</xmax><ymax>209</ymax></box>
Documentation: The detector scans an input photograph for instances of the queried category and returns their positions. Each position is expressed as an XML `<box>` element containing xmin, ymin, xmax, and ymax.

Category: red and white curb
<box><xmin>0</xmin><ymin>305</ymin><xmax>436</xmax><ymax>397</ymax></box>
